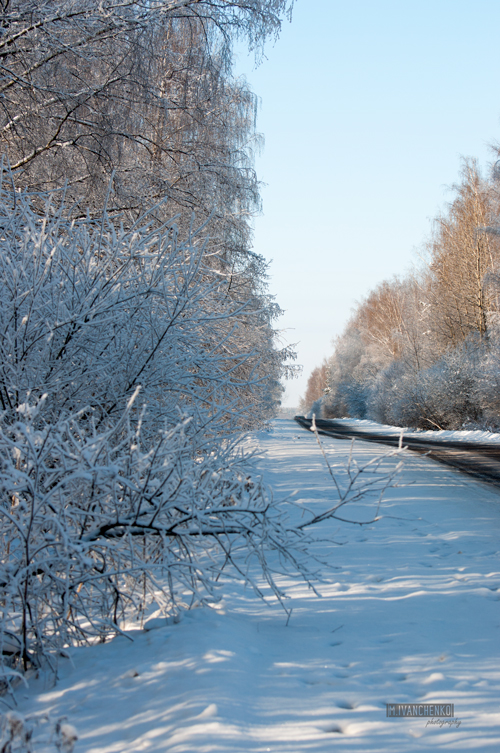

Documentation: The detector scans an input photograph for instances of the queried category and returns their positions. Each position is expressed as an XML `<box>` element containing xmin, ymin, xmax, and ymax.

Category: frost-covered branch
<box><xmin>296</xmin><ymin>416</ymin><xmax>404</xmax><ymax>529</ymax></box>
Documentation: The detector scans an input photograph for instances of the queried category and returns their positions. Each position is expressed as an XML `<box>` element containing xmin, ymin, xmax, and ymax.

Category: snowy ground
<box><xmin>7</xmin><ymin>419</ymin><xmax>500</xmax><ymax>752</ymax></box>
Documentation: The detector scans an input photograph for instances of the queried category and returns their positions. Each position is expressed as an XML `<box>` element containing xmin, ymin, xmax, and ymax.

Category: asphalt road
<box><xmin>294</xmin><ymin>415</ymin><xmax>500</xmax><ymax>487</ymax></box>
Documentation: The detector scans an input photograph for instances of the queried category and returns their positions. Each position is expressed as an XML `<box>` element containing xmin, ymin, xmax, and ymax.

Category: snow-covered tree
<box><xmin>299</xmin><ymin>360</ymin><xmax>329</xmax><ymax>415</ymax></box>
<box><xmin>426</xmin><ymin>158</ymin><xmax>499</xmax><ymax>350</ymax></box>
<box><xmin>0</xmin><ymin>0</ymin><xmax>293</xmax><ymax>261</ymax></box>
<box><xmin>314</xmin><ymin>157</ymin><xmax>500</xmax><ymax>429</ymax></box>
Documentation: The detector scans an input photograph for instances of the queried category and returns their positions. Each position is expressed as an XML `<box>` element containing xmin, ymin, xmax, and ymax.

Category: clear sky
<box><xmin>235</xmin><ymin>0</ymin><xmax>500</xmax><ymax>407</ymax></box>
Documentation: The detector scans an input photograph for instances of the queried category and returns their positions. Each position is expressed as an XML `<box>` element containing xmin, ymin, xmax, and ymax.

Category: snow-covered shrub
<box><xmin>324</xmin><ymin>380</ymin><xmax>368</xmax><ymax>419</ymax></box>
<box><xmin>476</xmin><ymin>328</ymin><xmax>500</xmax><ymax>429</ymax></box>
<box><xmin>322</xmin><ymin>328</ymin><xmax>384</xmax><ymax>419</ymax></box>
<box><xmin>369</xmin><ymin>360</ymin><xmax>413</xmax><ymax>426</ymax></box>
<box><xmin>0</xmin><ymin>176</ymin><xmax>287</xmax><ymax>437</ymax></box>
<box><xmin>2</xmin><ymin>394</ymin><xmax>314</xmax><ymax>676</ymax></box>
<box><xmin>307</xmin><ymin>398</ymin><xmax>324</xmax><ymax>419</ymax></box>
<box><xmin>0</xmin><ymin>179</ymin><xmax>297</xmax><ymax>677</ymax></box>
<box><xmin>0</xmin><ymin>711</ymin><xmax>34</xmax><ymax>752</ymax></box>
<box><xmin>0</xmin><ymin>711</ymin><xmax>77</xmax><ymax>752</ymax></box>
<box><xmin>370</xmin><ymin>343</ymin><xmax>483</xmax><ymax>430</ymax></box>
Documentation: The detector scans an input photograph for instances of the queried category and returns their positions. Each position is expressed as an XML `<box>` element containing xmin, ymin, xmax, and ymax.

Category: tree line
<box><xmin>301</xmin><ymin>157</ymin><xmax>500</xmax><ymax>431</ymax></box>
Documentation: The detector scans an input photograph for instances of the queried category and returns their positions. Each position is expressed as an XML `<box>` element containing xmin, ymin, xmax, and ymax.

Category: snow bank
<box><xmin>327</xmin><ymin>417</ymin><xmax>500</xmax><ymax>444</ymax></box>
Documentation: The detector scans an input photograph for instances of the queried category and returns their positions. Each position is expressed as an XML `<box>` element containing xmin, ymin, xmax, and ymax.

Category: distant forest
<box><xmin>301</xmin><ymin>158</ymin><xmax>500</xmax><ymax>431</ymax></box>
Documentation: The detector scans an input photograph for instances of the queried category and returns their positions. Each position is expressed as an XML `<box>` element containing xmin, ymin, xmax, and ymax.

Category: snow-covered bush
<box><xmin>475</xmin><ymin>327</ymin><xmax>500</xmax><ymax>429</ymax></box>
<box><xmin>370</xmin><ymin>343</ymin><xmax>483</xmax><ymax>430</ymax></box>
<box><xmin>0</xmin><ymin>179</ymin><xmax>284</xmax><ymax>437</ymax></box>
<box><xmin>1</xmin><ymin>393</ymin><xmax>315</xmax><ymax>678</ymax></box>
<box><xmin>306</xmin><ymin>398</ymin><xmax>324</xmax><ymax>419</ymax></box>
<box><xmin>321</xmin><ymin>328</ymin><xmax>383</xmax><ymax>419</ymax></box>
<box><xmin>0</xmin><ymin>178</ymin><xmax>297</xmax><ymax>678</ymax></box>
<box><xmin>369</xmin><ymin>360</ymin><xmax>409</xmax><ymax>426</ymax></box>
<box><xmin>0</xmin><ymin>711</ymin><xmax>77</xmax><ymax>752</ymax></box>
<box><xmin>324</xmin><ymin>380</ymin><xmax>368</xmax><ymax>419</ymax></box>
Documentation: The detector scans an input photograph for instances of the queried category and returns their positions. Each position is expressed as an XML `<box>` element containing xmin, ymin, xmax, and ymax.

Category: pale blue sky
<box><xmin>235</xmin><ymin>0</ymin><xmax>500</xmax><ymax>407</ymax></box>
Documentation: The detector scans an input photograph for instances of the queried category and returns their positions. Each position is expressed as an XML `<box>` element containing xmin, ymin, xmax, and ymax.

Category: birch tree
<box><xmin>0</xmin><ymin>0</ymin><xmax>293</xmax><ymax>259</ymax></box>
<box><xmin>426</xmin><ymin>158</ymin><xmax>499</xmax><ymax>350</ymax></box>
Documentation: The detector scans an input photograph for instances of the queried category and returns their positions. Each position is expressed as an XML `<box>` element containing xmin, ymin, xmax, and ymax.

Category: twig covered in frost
<box><xmin>296</xmin><ymin>415</ymin><xmax>404</xmax><ymax>529</ymax></box>
<box><xmin>0</xmin><ymin>712</ymin><xmax>78</xmax><ymax>753</ymax></box>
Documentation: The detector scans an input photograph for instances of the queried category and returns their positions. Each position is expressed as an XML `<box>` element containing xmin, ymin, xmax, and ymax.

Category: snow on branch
<box><xmin>296</xmin><ymin>415</ymin><xmax>404</xmax><ymax>529</ymax></box>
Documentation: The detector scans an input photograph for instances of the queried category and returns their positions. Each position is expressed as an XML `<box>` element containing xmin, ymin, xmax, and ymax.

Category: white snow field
<box><xmin>9</xmin><ymin>419</ymin><xmax>500</xmax><ymax>752</ymax></box>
